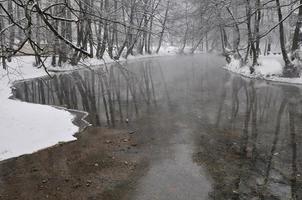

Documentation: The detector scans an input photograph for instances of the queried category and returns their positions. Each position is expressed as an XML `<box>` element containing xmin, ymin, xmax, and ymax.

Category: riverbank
<box><xmin>0</xmin><ymin>46</ymin><xmax>183</xmax><ymax>162</ymax></box>
<box><xmin>47</xmin><ymin>46</ymin><xmax>181</xmax><ymax>72</ymax></box>
<box><xmin>224</xmin><ymin>55</ymin><xmax>302</xmax><ymax>85</ymax></box>
<box><xmin>0</xmin><ymin>127</ymin><xmax>146</xmax><ymax>200</ymax></box>
<box><xmin>0</xmin><ymin>59</ymin><xmax>79</xmax><ymax>161</ymax></box>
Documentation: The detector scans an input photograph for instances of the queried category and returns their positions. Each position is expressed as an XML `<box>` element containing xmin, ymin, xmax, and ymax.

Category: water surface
<box><xmin>14</xmin><ymin>54</ymin><xmax>302</xmax><ymax>199</ymax></box>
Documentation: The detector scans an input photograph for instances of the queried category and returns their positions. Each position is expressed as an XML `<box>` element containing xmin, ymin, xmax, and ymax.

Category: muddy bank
<box><xmin>0</xmin><ymin>127</ymin><xmax>146</xmax><ymax>200</ymax></box>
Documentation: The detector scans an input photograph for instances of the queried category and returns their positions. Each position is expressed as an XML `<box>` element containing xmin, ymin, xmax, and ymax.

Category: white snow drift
<box><xmin>0</xmin><ymin>56</ymin><xmax>79</xmax><ymax>161</ymax></box>
<box><xmin>224</xmin><ymin>55</ymin><xmax>302</xmax><ymax>85</ymax></box>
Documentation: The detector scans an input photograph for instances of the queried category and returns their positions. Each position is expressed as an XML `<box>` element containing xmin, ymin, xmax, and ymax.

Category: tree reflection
<box><xmin>14</xmin><ymin>61</ymin><xmax>162</xmax><ymax>127</ymax></box>
<box><xmin>284</xmin><ymin>86</ymin><xmax>300</xmax><ymax>200</ymax></box>
<box><xmin>203</xmin><ymin>77</ymin><xmax>302</xmax><ymax>200</ymax></box>
<box><xmin>215</xmin><ymin>73</ymin><xmax>230</xmax><ymax>127</ymax></box>
<box><xmin>230</xmin><ymin>77</ymin><xmax>243</xmax><ymax>129</ymax></box>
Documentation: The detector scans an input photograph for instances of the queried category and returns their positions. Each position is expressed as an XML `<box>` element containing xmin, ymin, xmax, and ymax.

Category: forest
<box><xmin>0</xmin><ymin>0</ymin><xmax>302</xmax><ymax>79</ymax></box>
<box><xmin>0</xmin><ymin>0</ymin><xmax>301</xmax><ymax>78</ymax></box>
<box><xmin>0</xmin><ymin>0</ymin><xmax>216</xmax><ymax>70</ymax></box>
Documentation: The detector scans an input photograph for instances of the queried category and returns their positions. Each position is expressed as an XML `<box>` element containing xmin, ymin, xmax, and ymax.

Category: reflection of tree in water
<box><xmin>14</xmin><ymin>61</ymin><xmax>164</xmax><ymax>127</ymax></box>
<box><xmin>230</xmin><ymin>77</ymin><xmax>244</xmax><ymax>129</ymax></box>
<box><xmin>282</xmin><ymin>86</ymin><xmax>301</xmax><ymax>200</ymax></box>
<box><xmin>198</xmin><ymin>78</ymin><xmax>302</xmax><ymax>200</ymax></box>
<box><xmin>215</xmin><ymin>73</ymin><xmax>230</xmax><ymax>128</ymax></box>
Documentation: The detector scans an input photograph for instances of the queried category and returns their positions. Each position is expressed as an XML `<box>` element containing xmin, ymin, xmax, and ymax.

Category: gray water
<box><xmin>14</xmin><ymin>54</ymin><xmax>302</xmax><ymax>199</ymax></box>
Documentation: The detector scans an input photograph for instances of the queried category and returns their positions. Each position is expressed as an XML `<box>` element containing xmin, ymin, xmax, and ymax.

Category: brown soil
<box><xmin>0</xmin><ymin>127</ymin><xmax>147</xmax><ymax>200</ymax></box>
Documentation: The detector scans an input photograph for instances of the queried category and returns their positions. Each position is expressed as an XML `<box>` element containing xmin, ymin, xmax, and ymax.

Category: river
<box><xmin>3</xmin><ymin>54</ymin><xmax>302</xmax><ymax>199</ymax></box>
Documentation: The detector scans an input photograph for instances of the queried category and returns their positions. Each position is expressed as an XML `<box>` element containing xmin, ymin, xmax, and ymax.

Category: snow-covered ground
<box><xmin>0</xmin><ymin>46</ymin><xmax>183</xmax><ymax>162</ymax></box>
<box><xmin>47</xmin><ymin>46</ymin><xmax>181</xmax><ymax>72</ymax></box>
<box><xmin>0</xmin><ymin>57</ymin><xmax>79</xmax><ymax>161</ymax></box>
<box><xmin>224</xmin><ymin>55</ymin><xmax>302</xmax><ymax>85</ymax></box>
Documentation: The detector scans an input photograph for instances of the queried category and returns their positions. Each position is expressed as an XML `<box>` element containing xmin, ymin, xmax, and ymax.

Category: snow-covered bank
<box><xmin>224</xmin><ymin>55</ymin><xmax>302</xmax><ymax>85</ymax></box>
<box><xmin>47</xmin><ymin>46</ymin><xmax>182</xmax><ymax>72</ymax></box>
<box><xmin>0</xmin><ymin>58</ymin><xmax>79</xmax><ymax>161</ymax></box>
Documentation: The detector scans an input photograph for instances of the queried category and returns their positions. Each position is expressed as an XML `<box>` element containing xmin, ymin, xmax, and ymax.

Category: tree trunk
<box><xmin>292</xmin><ymin>0</ymin><xmax>302</xmax><ymax>53</ymax></box>
<box><xmin>226</xmin><ymin>6</ymin><xmax>242</xmax><ymax>62</ymax></box>
<box><xmin>275</xmin><ymin>0</ymin><xmax>296</xmax><ymax>77</ymax></box>
<box><xmin>96</xmin><ymin>0</ymin><xmax>104</xmax><ymax>58</ymax></box>
<box><xmin>116</xmin><ymin>1</ymin><xmax>135</xmax><ymax>59</ymax></box>
<box><xmin>246</xmin><ymin>0</ymin><xmax>257</xmax><ymax>73</ymax></box>
<box><xmin>0</xmin><ymin>7</ymin><xmax>6</xmax><ymax>69</ymax></box>
<box><xmin>156</xmin><ymin>0</ymin><xmax>170</xmax><ymax>54</ymax></box>
<box><xmin>142</xmin><ymin>0</ymin><xmax>149</xmax><ymax>54</ymax></box>
<box><xmin>254</xmin><ymin>0</ymin><xmax>261</xmax><ymax>57</ymax></box>
<box><xmin>66</xmin><ymin>0</ymin><xmax>72</xmax><ymax>43</ymax></box>
<box><xmin>51</xmin><ymin>1</ymin><xmax>59</xmax><ymax>67</ymax></box>
<box><xmin>147</xmin><ymin>12</ymin><xmax>153</xmax><ymax>54</ymax></box>
<box><xmin>7</xmin><ymin>0</ymin><xmax>14</xmax><ymax>62</ymax></box>
<box><xmin>180</xmin><ymin>2</ymin><xmax>189</xmax><ymax>54</ymax></box>
<box><xmin>35</xmin><ymin>12</ymin><xmax>41</xmax><ymax>66</ymax></box>
<box><xmin>58</xmin><ymin>4</ymin><xmax>67</xmax><ymax>66</ymax></box>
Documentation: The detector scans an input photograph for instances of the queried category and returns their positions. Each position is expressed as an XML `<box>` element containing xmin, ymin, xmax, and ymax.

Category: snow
<box><xmin>257</xmin><ymin>56</ymin><xmax>283</xmax><ymax>75</ymax></box>
<box><xmin>0</xmin><ymin>56</ymin><xmax>79</xmax><ymax>161</ymax></box>
<box><xmin>0</xmin><ymin>46</ymin><xmax>185</xmax><ymax>161</ymax></box>
<box><xmin>47</xmin><ymin>46</ymin><xmax>181</xmax><ymax>72</ymax></box>
<box><xmin>224</xmin><ymin>55</ymin><xmax>302</xmax><ymax>85</ymax></box>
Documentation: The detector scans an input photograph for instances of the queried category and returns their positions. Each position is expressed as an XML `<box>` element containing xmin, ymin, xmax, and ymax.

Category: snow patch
<box><xmin>224</xmin><ymin>55</ymin><xmax>302</xmax><ymax>85</ymax></box>
<box><xmin>0</xmin><ymin>56</ymin><xmax>79</xmax><ymax>161</ymax></box>
<box><xmin>257</xmin><ymin>56</ymin><xmax>283</xmax><ymax>75</ymax></box>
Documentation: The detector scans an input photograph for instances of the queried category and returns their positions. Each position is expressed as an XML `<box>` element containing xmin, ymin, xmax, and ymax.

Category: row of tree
<box><xmin>3</xmin><ymin>0</ymin><xmax>301</xmax><ymax>78</ymax></box>
<box><xmin>214</xmin><ymin>0</ymin><xmax>302</xmax><ymax>77</ymax></box>
<box><xmin>0</xmin><ymin>0</ymin><xmax>222</xmax><ymax>70</ymax></box>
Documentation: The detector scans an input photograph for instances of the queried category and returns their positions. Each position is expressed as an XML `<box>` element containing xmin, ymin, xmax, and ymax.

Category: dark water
<box><xmin>14</xmin><ymin>54</ymin><xmax>302</xmax><ymax>199</ymax></box>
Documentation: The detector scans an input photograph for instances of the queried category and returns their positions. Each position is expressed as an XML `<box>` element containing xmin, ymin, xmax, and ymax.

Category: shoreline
<box><xmin>223</xmin><ymin>60</ymin><xmax>302</xmax><ymax>87</ymax></box>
